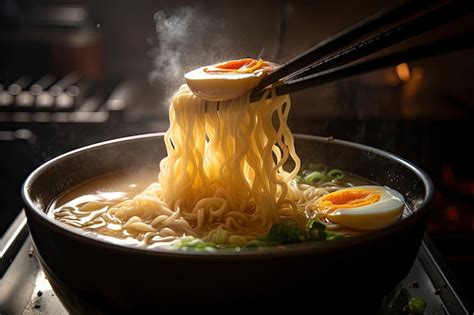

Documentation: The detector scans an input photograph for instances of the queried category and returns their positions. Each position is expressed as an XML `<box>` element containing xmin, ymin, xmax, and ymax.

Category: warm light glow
<box><xmin>396</xmin><ymin>63</ymin><xmax>411</xmax><ymax>82</ymax></box>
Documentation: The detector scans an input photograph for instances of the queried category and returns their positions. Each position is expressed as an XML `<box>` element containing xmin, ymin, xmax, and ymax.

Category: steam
<box><xmin>149</xmin><ymin>6</ymin><xmax>233</xmax><ymax>98</ymax></box>
<box><xmin>149</xmin><ymin>7</ymin><xmax>195</xmax><ymax>88</ymax></box>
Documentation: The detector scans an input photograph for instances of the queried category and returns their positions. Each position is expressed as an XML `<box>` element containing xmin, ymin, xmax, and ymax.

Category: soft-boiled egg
<box><xmin>184</xmin><ymin>58</ymin><xmax>276</xmax><ymax>101</ymax></box>
<box><xmin>315</xmin><ymin>185</ymin><xmax>405</xmax><ymax>230</ymax></box>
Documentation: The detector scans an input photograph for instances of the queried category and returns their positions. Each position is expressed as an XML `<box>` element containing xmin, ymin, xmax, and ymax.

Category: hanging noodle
<box><xmin>53</xmin><ymin>84</ymin><xmax>346</xmax><ymax>247</ymax></box>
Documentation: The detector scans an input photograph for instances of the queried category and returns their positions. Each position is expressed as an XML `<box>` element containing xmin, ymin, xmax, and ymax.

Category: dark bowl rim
<box><xmin>22</xmin><ymin>132</ymin><xmax>434</xmax><ymax>259</ymax></box>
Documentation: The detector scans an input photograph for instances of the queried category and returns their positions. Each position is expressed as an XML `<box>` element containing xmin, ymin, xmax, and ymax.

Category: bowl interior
<box><xmin>23</xmin><ymin>133</ymin><xmax>433</xmax><ymax>252</ymax></box>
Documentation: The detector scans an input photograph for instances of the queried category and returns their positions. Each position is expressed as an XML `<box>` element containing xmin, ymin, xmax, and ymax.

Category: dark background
<box><xmin>1</xmin><ymin>0</ymin><xmax>473</xmax><ymax>299</ymax></box>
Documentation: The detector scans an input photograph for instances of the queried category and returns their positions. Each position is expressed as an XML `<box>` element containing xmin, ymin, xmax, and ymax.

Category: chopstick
<box><xmin>251</xmin><ymin>0</ymin><xmax>473</xmax><ymax>102</ymax></box>
<box><xmin>283</xmin><ymin>0</ymin><xmax>471</xmax><ymax>82</ymax></box>
<box><xmin>254</xmin><ymin>0</ymin><xmax>437</xmax><ymax>91</ymax></box>
<box><xmin>250</xmin><ymin>32</ymin><xmax>473</xmax><ymax>102</ymax></box>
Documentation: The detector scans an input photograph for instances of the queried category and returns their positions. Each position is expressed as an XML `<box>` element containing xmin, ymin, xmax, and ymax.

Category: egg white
<box><xmin>322</xmin><ymin>185</ymin><xmax>405</xmax><ymax>230</ymax></box>
<box><xmin>184</xmin><ymin>66</ymin><xmax>266</xmax><ymax>101</ymax></box>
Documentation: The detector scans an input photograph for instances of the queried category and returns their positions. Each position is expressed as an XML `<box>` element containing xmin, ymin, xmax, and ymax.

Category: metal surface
<box><xmin>0</xmin><ymin>212</ymin><xmax>28</xmax><ymax>276</ymax></box>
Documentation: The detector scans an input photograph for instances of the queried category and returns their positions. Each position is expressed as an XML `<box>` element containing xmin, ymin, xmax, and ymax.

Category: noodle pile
<box><xmin>54</xmin><ymin>85</ymin><xmax>341</xmax><ymax>247</ymax></box>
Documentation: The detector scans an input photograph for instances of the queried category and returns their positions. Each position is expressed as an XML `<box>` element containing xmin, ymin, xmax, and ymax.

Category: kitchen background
<box><xmin>1</xmin><ymin>0</ymin><xmax>473</xmax><ymax>298</ymax></box>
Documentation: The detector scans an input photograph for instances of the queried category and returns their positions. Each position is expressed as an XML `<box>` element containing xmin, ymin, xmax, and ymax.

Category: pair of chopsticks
<box><xmin>250</xmin><ymin>0</ymin><xmax>473</xmax><ymax>102</ymax></box>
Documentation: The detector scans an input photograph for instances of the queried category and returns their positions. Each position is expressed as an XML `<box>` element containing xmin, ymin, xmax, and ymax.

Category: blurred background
<box><xmin>1</xmin><ymin>0</ymin><xmax>473</xmax><ymax>297</ymax></box>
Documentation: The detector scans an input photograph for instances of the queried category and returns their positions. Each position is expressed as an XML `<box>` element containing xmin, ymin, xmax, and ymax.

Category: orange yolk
<box><xmin>318</xmin><ymin>189</ymin><xmax>381</xmax><ymax>214</ymax></box>
<box><xmin>204</xmin><ymin>58</ymin><xmax>266</xmax><ymax>74</ymax></box>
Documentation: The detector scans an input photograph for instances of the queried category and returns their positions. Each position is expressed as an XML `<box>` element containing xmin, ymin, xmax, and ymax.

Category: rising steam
<box><xmin>149</xmin><ymin>7</ymin><xmax>194</xmax><ymax>88</ymax></box>
<box><xmin>149</xmin><ymin>7</ymin><xmax>234</xmax><ymax>95</ymax></box>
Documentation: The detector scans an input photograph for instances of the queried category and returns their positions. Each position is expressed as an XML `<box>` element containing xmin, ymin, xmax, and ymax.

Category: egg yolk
<box><xmin>318</xmin><ymin>189</ymin><xmax>381</xmax><ymax>214</ymax></box>
<box><xmin>204</xmin><ymin>58</ymin><xmax>266</xmax><ymax>74</ymax></box>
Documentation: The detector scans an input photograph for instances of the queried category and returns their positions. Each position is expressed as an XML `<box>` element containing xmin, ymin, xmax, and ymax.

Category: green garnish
<box><xmin>177</xmin><ymin>218</ymin><xmax>349</xmax><ymax>250</ymax></box>
<box><xmin>177</xmin><ymin>237</ymin><xmax>218</xmax><ymax>252</ymax></box>
<box><xmin>266</xmin><ymin>219</ymin><xmax>307</xmax><ymax>244</ymax></box>
<box><xmin>307</xmin><ymin>218</ymin><xmax>349</xmax><ymax>241</ymax></box>
<box><xmin>248</xmin><ymin>218</ymin><xmax>349</xmax><ymax>247</ymax></box>
<box><xmin>407</xmin><ymin>297</ymin><xmax>427</xmax><ymax>314</ymax></box>
<box><xmin>327</xmin><ymin>169</ymin><xmax>345</xmax><ymax>179</ymax></box>
<box><xmin>296</xmin><ymin>164</ymin><xmax>345</xmax><ymax>185</ymax></box>
<box><xmin>304</xmin><ymin>171</ymin><xmax>325</xmax><ymax>184</ymax></box>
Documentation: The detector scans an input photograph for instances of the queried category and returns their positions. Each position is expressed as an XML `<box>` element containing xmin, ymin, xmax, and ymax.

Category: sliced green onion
<box><xmin>304</xmin><ymin>171</ymin><xmax>325</xmax><ymax>184</ymax></box>
<box><xmin>178</xmin><ymin>237</ymin><xmax>218</xmax><ymax>250</ymax></box>
<box><xmin>327</xmin><ymin>169</ymin><xmax>345</xmax><ymax>179</ymax></box>
<box><xmin>408</xmin><ymin>297</ymin><xmax>427</xmax><ymax>314</ymax></box>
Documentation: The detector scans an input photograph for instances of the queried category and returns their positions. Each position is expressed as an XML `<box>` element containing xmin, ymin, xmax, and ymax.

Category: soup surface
<box><xmin>48</xmin><ymin>165</ymin><xmax>408</xmax><ymax>251</ymax></box>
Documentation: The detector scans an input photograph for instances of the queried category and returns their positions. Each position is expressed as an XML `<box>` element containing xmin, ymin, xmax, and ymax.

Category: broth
<box><xmin>48</xmin><ymin>165</ymin><xmax>400</xmax><ymax>251</ymax></box>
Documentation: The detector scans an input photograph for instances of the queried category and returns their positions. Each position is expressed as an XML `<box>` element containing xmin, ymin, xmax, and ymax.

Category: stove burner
<box><xmin>0</xmin><ymin>73</ymin><xmax>125</xmax><ymax>123</ymax></box>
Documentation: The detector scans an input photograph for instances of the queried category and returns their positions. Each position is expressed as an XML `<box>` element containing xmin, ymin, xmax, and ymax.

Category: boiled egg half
<box><xmin>316</xmin><ymin>185</ymin><xmax>405</xmax><ymax>230</ymax></box>
<box><xmin>184</xmin><ymin>58</ymin><xmax>276</xmax><ymax>101</ymax></box>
